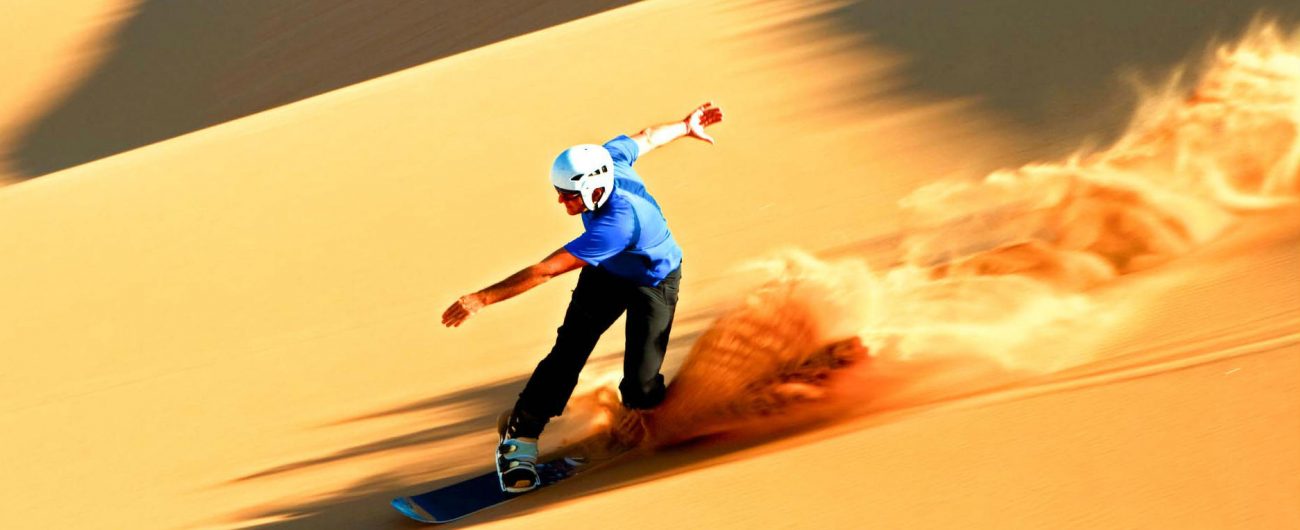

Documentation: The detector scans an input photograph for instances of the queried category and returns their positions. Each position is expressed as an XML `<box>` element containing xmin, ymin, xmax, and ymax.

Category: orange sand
<box><xmin>0</xmin><ymin>1</ymin><xmax>1296</xmax><ymax>529</ymax></box>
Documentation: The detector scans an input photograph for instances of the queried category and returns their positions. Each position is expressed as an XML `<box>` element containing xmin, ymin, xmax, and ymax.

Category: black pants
<box><xmin>516</xmin><ymin>264</ymin><xmax>681</xmax><ymax>421</ymax></box>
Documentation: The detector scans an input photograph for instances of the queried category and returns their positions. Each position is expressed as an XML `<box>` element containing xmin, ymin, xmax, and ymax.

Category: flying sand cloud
<box><xmin>565</xmin><ymin>21</ymin><xmax>1300</xmax><ymax>450</ymax></box>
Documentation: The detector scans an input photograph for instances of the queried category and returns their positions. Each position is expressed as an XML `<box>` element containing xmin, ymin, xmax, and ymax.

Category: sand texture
<box><xmin>1</xmin><ymin>1</ymin><xmax>1297</xmax><ymax>529</ymax></box>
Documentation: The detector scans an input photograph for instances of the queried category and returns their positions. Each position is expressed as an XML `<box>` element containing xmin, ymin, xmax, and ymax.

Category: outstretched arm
<box><xmin>441</xmin><ymin>247</ymin><xmax>587</xmax><ymax>327</ymax></box>
<box><xmin>630</xmin><ymin>102</ymin><xmax>725</xmax><ymax>157</ymax></box>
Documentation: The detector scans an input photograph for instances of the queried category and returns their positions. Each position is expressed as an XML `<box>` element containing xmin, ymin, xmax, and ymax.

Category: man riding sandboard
<box><xmin>441</xmin><ymin>102</ymin><xmax>725</xmax><ymax>492</ymax></box>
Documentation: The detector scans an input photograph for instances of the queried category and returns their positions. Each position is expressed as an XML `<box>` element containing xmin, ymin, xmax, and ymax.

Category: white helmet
<box><xmin>551</xmin><ymin>144</ymin><xmax>614</xmax><ymax>211</ymax></box>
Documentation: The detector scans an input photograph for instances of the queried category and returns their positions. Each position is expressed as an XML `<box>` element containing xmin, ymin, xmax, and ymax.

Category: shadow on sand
<box><xmin>230</xmin><ymin>426</ymin><xmax>828</xmax><ymax>529</ymax></box>
<box><xmin>233</xmin><ymin>376</ymin><xmax>527</xmax><ymax>483</ymax></box>
<box><xmin>227</xmin><ymin>322</ymin><xmax>710</xmax><ymax>485</ymax></box>
<box><xmin>227</xmin><ymin>348</ymin><xmax>1050</xmax><ymax>529</ymax></box>
<box><xmin>818</xmin><ymin>0</ymin><xmax>1300</xmax><ymax>154</ymax></box>
<box><xmin>4</xmin><ymin>0</ymin><xmax>637</xmax><ymax>179</ymax></box>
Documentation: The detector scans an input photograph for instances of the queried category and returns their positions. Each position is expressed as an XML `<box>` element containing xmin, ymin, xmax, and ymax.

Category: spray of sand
<box><xmin>564</xmin><ymin>22</ymin><xmax>1300</xmax><ymax>452</ymax></box>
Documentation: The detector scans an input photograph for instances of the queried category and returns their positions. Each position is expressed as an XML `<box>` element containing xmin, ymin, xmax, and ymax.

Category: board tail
<box><xmin>391</xmin><ymin>496</ymin><xmax>437</xmax><ymax>523</ymax></box>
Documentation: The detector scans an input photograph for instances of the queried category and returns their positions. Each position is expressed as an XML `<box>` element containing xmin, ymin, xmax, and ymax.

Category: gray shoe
<box><xmin>494</xmin><ymin>406</ymin><xmax>547</xmax><ymax>493</ymax></box>
<box><xmin>495</xmin><ymin>436</ymin><xmax>539</xmax><ymax>493</ymax></box>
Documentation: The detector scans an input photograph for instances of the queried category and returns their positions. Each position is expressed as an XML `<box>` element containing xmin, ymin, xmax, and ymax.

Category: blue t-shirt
<box><xmin>563</xmin><ymin>135</ymin><xmax>683</xmax><ymax>286</ymax></box>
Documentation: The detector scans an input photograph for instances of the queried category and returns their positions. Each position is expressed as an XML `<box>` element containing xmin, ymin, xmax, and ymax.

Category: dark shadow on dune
<box><xmin>331</xmin><ymin>375</ymin><xmax>528</xmax><ymax>426</ymax></box>
<box><xmin>819</xmin><ymin>0</ymin><xmax>1300</xmax><ymax>154</ymax></box>
<box><xmin>233</xmin><ymin>376</ymin><xmax>526</xmax><ymax>483</ymax></box>
<box><xmin>232</xmin><ymin>429</ymin><xmax>819</xmax><ymax>529</ymax></box>
<box><xmin>227</xmin><ymin>340</ymin><xmax>710</xmax><ymax>484</ymax></box>
<box><xmin>4</xmin><ymin>0</ymin><xmax>637</xmax><ymax>179</ymax></box>
<box><xmin>229</xmin><ymin>351</ymin><xmax>1038</xmax><ymax>529</ymax></box>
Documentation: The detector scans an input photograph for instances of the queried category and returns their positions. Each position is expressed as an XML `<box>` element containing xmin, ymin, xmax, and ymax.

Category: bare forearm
<box><xmin>442</xmin><ymin>248</ymin><xmax>585</xmax><ymax>328</ymax></box>
<box><xmin>477</xmin><ymin>266</ymin><xmax>552</xmax><ymax>305</ymax></box>
<box><xmin>632</xmin><ymin>102</ymin><xmax>723</xmax><ymax>156</ymax></box>
<box><xmin>640</xmin><ymin>120</ymin><xmax>689</xmax><ymax>150</ymax></box>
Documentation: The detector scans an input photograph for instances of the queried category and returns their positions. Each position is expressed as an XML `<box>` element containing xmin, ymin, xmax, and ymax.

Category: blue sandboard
<box><xmin>392</xmin><ymin>457</ymin><xmax>584</xmax><ymax>524</ymax></box>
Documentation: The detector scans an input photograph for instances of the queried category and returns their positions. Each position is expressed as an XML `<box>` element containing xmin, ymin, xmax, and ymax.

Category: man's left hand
<box><xmin>684</xmin><ymin>102</ymin><xmax>724</xmax><ymax>144</ymax></box>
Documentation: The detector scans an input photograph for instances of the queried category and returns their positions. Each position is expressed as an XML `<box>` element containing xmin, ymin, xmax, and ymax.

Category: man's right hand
<box><xmin>442</xmin><ymin>293</ymin><xmax>486</xmax><ymax>327</ymax></box>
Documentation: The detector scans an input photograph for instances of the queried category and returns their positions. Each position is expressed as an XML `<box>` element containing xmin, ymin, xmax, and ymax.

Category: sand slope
<box><xmin>1</xmin><ymin>1</ymin><xmax>1296</xmax><ymax>529</ymax></box>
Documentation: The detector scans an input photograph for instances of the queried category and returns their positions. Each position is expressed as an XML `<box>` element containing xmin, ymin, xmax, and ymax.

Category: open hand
<box><xmin>684</xmin><ymin>102</ymin><xmax>724</xmax><ymax>144</ymax></box>
<box><xmin>442</xmin><ymin>293</ymin><xmax>486</xmax><ymax>327</ymax></box>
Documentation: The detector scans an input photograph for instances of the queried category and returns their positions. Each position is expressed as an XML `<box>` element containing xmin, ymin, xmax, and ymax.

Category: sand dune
<box><xmin>1</xmin><ymin>1</ymin><xmax>1296</xmax><ymax>529</ymax></box>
